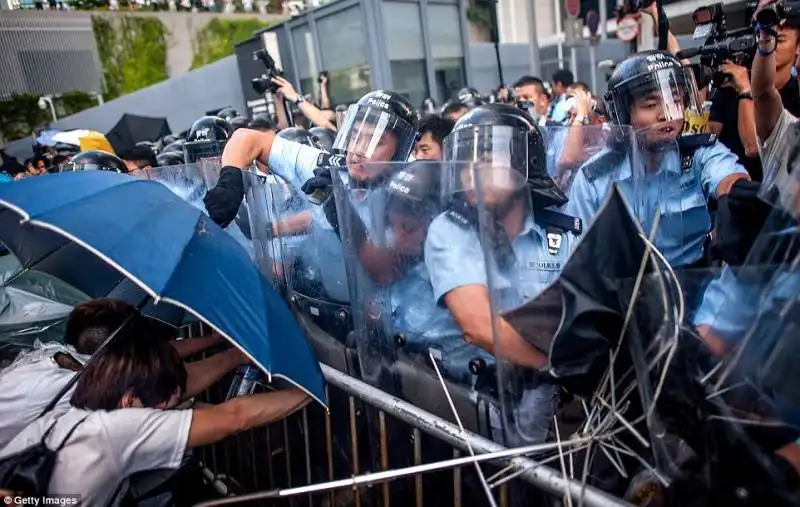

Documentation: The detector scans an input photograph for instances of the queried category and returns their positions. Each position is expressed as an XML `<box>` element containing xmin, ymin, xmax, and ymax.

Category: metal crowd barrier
<box><xmin>186</xmin><ymin>323</ymin><xmax>630</xmax><ymax>507</ymax></box>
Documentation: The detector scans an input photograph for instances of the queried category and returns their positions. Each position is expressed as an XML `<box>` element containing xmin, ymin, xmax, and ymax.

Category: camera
<box><xmin>677</xmin><ymin>3</ymin><xmax>756</xmax><ymax>88</ymax></box>
<box><xmin>251</xmin><ymin>49</ymin><xmax>287</xmax><ymax>95</ymax></box>
<box><xmin>754</xmin><ymin>0</ymin><xmax>800</xmax><ymax>28</ymax></box>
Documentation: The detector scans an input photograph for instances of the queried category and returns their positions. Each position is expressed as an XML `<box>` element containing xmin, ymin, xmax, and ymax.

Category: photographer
<box><xmin>707</xmin><ymin>2</ymin><xmax>800</xmax><ymax>181</ymax></box>
<box><xmin>271</xmin><ymin>76</ymin><xmax>336</xmax><ymax>131</ymax></box>
<box><xmin>752</xmin><ymin>0</ymin><xmax>800</xmax><ymax>172</ymax></box>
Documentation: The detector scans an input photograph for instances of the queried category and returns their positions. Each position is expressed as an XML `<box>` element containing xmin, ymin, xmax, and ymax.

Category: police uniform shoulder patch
<box><xmin>445</xmin><ymin>199</ymin><xmax>478</xmax><ymax>229</ymax></box>
<box><xmin>316</xmin><ymin>152</ymin><xmax>345</xmax><ymax>168</ymax></box>
<box><xmin>445</xmin><ymin>209</ymin><xmax>472</xmax><ymax>229</ymax></box>
<box><xmin>677</xmin><ymin>133</ymin><xmax>716</xmax><ymax>172</ymax></box>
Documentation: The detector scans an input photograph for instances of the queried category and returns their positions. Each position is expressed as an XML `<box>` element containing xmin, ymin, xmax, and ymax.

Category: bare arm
<box><xmin>275</xmin><ymin>210</ymin><xmax>313</xmax><ymax>236</ymax></box>
<box><xmin>320</xmin><ymin>75</ymin><xmax>331</xmax><ymax>109</ymax></box>
<box><xmin>272</xmin><ymin>77</ymin><xmax>336</xmax><ymax>130</ymax></box>
<box><xmin>752</xmin><ymin>34</ymin><xmax>785</xmax><ymax>141</ymax></box>
<box><xmin>221</xmin><ymin>128</ymin><xmax>275</xmax><ymax>169</ymax></box>
<box><xmin>737</xmin><ymin>99</ymin><xmax>760</xmax><ymax>158</ymax></box>
<box><xmin>696</xmin><ymin>324</ymin><xmax>729</xmax><ymax>357</ymax></box>
<box><xmin>169</xmin><ymin>334</ymin><xmax>223</xmax><ymax>359</ymax></box>
<box><xmin>274</xmin><ymin>92</ymin><xmax>290</xmax><ymax>131</ymax></box>
<box><xmin>187</xmin><ymin>388</ymin><xmax>310</xmax><ymax>448</ymax></box>
<box><xmin>182</xmin><ymin>348</ymin><xmax>245</xmax><ymax>401</ymax></box>
<box><xmin>444</xmin><ymin>285</ymin><xmax>548</xmax><ymax>368</ymax></box>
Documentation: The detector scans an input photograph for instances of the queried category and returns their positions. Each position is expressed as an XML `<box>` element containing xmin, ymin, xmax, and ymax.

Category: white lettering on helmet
<box><xmin>646</xmin><ymin>60</ymin><xmax>675</xmax><ymax>72</ymax></box>
<box><xmin>389</xmin><ymin>180</ymin><xmax>410</xmax><ymax>194</ymax></box>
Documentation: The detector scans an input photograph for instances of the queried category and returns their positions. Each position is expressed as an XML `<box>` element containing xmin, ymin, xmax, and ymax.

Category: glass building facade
<box><xmin>260</xmin><ymin>0</ymin><xmax>470</xmax><ymax>109</ymax></box>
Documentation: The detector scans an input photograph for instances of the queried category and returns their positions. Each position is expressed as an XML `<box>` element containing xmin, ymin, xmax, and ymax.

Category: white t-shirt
<box><xmin>0</xmin><ymin>407</ymin><xmax>192</xmax><ymax>506</ymax></box>
<box><xmin>759</xmin><ymin>108</ymin><xmax>798</xmax><ymax>213</ymax></box>
<box><xmin>0</xmin><ymin>351</ymin><xmax>87</xmax><ymax>449</ymax></box>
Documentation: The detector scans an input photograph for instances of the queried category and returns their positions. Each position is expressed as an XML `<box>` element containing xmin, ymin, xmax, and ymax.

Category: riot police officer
<box><xmin>183</xmin><ymin>116</ymin><xmax>232</xmax><ymax>164</ymax></box>
<box><xmin>205</xmin><ymin>90</ymin><xmax>419</xmax><ymax>303</ymax></box>
<box><xmin>61</xmin><ymin>150</ymin><xmax>129</xmax><ymax>173</ymax></box>
<box><xmin>566</xmin><ymin>51</ymin><xmax>749</xmax><ymax>270</ymax></box>
<box><xmin>424</xmin><ymin>103</ymin><xmax>582</xmax><ymax>445</ymax></box>
<box><xmin>216</xmin><ymin>107</ymin><xmax>240</xmax><ymax>123</ymax></box>
<box><xmin>229</xmin><ymin>116</ymin><xmax>249</xmax><ymax>132</ymax></box>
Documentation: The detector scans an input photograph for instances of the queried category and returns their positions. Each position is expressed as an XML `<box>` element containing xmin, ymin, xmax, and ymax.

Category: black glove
<box><xmin>712</xmin><ymin>180</ymin><xmax>772</xmax><ymax>266</ymax></box>
<box><xmin>203</xmin><ymin>166</ymin><xmax>245</xmax><ymax>228</ymax></box>
<box><xmin>321</xmin><ymin>191</ymin><xmax>368</xmax><ymax>247</ymax></box>
<box><xmin>300</xmin><ymin>166</ymin><xmax>333</xmax><ymax>197</ymax></box>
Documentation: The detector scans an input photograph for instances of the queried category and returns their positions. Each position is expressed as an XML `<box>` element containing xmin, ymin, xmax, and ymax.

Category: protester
<box><xmin>0</xmin><ymin>333</ymin><xmax>308</xmax><ymax>504</ymax></box>
<box><xmin>0</xmin><ymin>299</ymin><xmax>248</xmax><ymax>449</ymax></box>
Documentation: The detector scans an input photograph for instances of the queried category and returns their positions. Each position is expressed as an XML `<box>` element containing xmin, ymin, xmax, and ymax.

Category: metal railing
<box><xmin>188</xmin><ymin>321</ymin><xmax>630</xmax><ymax>507</ymax></box>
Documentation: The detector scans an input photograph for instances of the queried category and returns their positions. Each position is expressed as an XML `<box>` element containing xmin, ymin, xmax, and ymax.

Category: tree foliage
<box><xmin>0</xmin><ymin>91</ymin><xmax>98</xmax><ymax>141</ymax></box>
<box><xmin>190</xmin><ymin>18</ymin><xmax>274</xmax><ymax>70</ymax></box>
<box><xmin>92</xmin><ymin>15</ymin><xmax>169</xmax><ymax>100</ymax></box>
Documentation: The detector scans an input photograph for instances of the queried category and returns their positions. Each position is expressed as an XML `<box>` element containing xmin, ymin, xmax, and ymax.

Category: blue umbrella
<box><xmin>0</xmin><ymin>171</ymin><xmax>327</xmax><ymax>407</ymax></box>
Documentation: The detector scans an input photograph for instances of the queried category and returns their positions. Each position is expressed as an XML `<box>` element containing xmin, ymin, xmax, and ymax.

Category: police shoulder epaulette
<box><xmin>534</xmin><ymin>207</ymin><xmax>583</xmax><ymax>236</ymax></box>
<box><xmin>582</xmin><ymin>149</ymin><xmax>625</xmax><ymax>183</ymax></box>
<box><xmin>316</xmin><ymin>152</ymin><xmax>345</xmax><ymax>168</ymax></box>
<box><xmin>445</xmin><ymin>209</ymin><xmax>473</xmax><ymax>229</ymax></box>
<box><xmin>677</xmin><ymin>133</ymin><xmax>717</xmax><ymax>172</ymax></box>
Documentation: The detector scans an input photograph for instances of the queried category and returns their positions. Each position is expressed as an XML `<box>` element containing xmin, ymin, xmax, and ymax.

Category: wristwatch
<box><xmin>573</xmin><ymin>114</ymin><xmax>589</xmax><ymax>125</ymax></box>
<box><xmin>294</xmin><ymin>95</ymin><xmax>306</xmax><ymax>105</ymax></box>
<box><xmin>737</xmin><ymin>91</ymin><xmax>753</xmax><ymax>101</ymax></box>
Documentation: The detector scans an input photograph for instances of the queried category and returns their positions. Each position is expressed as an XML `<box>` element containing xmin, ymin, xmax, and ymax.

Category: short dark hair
<box><xmin>512</xmin><ymin>75</ymin><xmax>547</xmax><ymax>95</ymax></box>
<box><xmin>64</xmin><ymin>299</ymin><xmax>136</xmax><ymax>355</ymax></box>
<box><xmin>417</xmin><ymin>114</ymin><xmax>455</xmax><ymax>147</ymax></box>
<box><xmin>71</xmin><ymin>333</ymin><xmax>187</xmax><ymax>411</ymax></box>
<box><xmin>118</xmin><ymin>145</ymin><xmax>157</xmax><ymax>170</ymax></box>
<box><xmin>569</xmin><ymin>81</ymin><xmax>591</xmax><ymax>93</ymax></box>
<box><xmin>552</xmin><ymin>69</ymin><xmax>575</xmax><ymax>88</ymax></box>
<box><xmin>441</xmin><ymin>101</ymin><xmax>468</xmax><ymax>118</ymax></box>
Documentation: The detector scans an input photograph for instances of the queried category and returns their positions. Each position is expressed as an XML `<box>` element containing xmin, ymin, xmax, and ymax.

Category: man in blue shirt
<box><xmin>566</xmin><ymin>50</ymin><xmax>749</xmax><ymax>270</ymax></box>
<box><xmin>204</xmin><ymin>89</ymin><xmax>419</xmax><ymax>307</ymax></box>
<box><xmin>424</xmin><ymin>104</ymin><xmax>583</xmax><ymax>446</ymax></box>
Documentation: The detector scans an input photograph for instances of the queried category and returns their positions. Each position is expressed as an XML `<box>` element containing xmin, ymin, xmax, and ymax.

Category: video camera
<box><xmin>754</xmin><ymin>0</ymin><xmax>800</xmax><ymax>28</ymax></box>
<box><xmin>251</xmin><ymin>48</ymin><xmax>287</xmax><ymax>95</ymax></box>
<box><xmin>676</xmin><ymin>3</ymin><xmax>756</xmax><ymax>88</ymax></box>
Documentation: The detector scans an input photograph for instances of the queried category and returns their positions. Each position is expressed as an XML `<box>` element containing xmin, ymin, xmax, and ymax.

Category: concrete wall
<box><xmin>3</xmin><ymin>55</ymin><xmax>245</xmax><ymax>160</ymax></box>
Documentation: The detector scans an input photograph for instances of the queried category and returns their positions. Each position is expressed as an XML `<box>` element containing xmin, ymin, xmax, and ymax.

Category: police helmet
<box><xmin>159</xmin><ymin>134</ymin><xmax>180</xmax><ymax>150</ymax></box>
<box><xmin>248</xmin><ymin>113</ymin><xmax>275</xmax><ymax>132</ymax></box>
<box><xmin>333</xmin><ymin>90</ymin><xmax>419</xmax><ymax>163</ymax></box>
<box><xmin>421</xmin><ymin>97</ymin><xmax>438</xmax><ymax>115</ymax></box>
<box><xmin>184</xmin><ymin>116</ymin><xmax>231</xmax><ymax>163</ymax></box>
<box><xmin>160</xmin><ymin>140</ymin><xmax>185</xmax><ymax>155</ymax></box>
<box><xmin>604</xmin><ymin>50</ymin><xmax>700</xmax><ymax>127</ymax></box>
<box><xmin>135</xmin><ymin>141</ymin><xmax>158</xmax><ymax>154</ymax></box>
<box><xmin>277</xmin><ymin>127</ymin><xmax>324</xmax><ymax>150</ymax></box>
<box><xmin>456</xmin><ymin>87</ymin><xmax>485</xmax><ymax>109</ymax></box>
<box><xmin>61</xmin><ymin>150</ymin><xmax>128</xmax><ymax>173</ymax></box>
<box><xmin>229</xmin><ymin>116</ymin><xmax>249</xmax><ymax>132</ymax></box>
<box><xmin>445</xmin><ymin>104</ymin><xmax>567</xmax><ymax>208</ymax></box>
<box><xmin>308</xmin><ymin>127</ymin><xmax>336</xmax><ymax>152</ymax></box>
<box><xmin>387</xmin><ymin>161</ymin><xmax>440</xmax><ymax>218</ymax></box>
<box><xmin>187</xmin><ymin>116</ymin><xmax>231</xmax><ymax>143</ymax></box>
<box><xmin>155</xmin><ymin>151</ymin><xmax>185</xmax><ymax>167</ymax></box>
<box><xmin>216</xmin><ymin>107</ymin><xmax>239</xmax><ymax>123</ymax></box>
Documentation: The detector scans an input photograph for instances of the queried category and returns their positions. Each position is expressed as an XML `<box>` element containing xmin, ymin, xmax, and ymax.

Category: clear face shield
<box><xmin>333</xmin><ymin>105</ymin><xmax>417</xmax><ymax>173</ymax></box>
<box><xmin>610</xmin><ymin>66</ymin><xmax>701</xmax><ymax>146</ymax></box>
<box><xmin>442</xmin><ymin>125</ymin><xmax>529</xmax><ymax>210</ymax></box>
<box><xmin>60</xmin><ymin>163</ymin><xmax>120</xmax><ymax>173</ymax></box>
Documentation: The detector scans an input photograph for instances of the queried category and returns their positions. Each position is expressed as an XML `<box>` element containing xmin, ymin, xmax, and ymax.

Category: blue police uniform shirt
<box><xmin>389</xmin><ymin>260</ymin><xmax>488</xmax><ymax>385</ymax></box>
<box><xmin>566</xmin><ymin>140</ymin><xmax>747</xmax><ymax>267</ymax></box>
<box><xmin>425</xmin><ymin>210</ymin><xmax>575</xmax><ymax>313</ymax></box>
<box><xmin>268</xmin><ymin>136</ymin><xmax>391</xmax><ymax>302</ymax></box>
<box><xmin>548</xmin><ymin>95</ymin><xmax>570</xmax><ymax>124</ymax></box>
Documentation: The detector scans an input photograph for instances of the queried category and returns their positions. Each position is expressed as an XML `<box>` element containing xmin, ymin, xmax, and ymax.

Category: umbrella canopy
<box><xmin>35</xmin><ymin>130</ymin><xmax>60</xmax><ymax>147</ymax></box>
<box><xmin>0</xmin><ymin>171</ymin><xmax>326</xmax><ymax>407</ymax></box>
<box><xmin>50</xmin><ymin>130</ymin><xmax>115</xmax><ymax>154</ymax></box>
<box><xmin>106</xmin><ymin>113</ymin><xmax>171</xmax><ymax>154</ymax></box>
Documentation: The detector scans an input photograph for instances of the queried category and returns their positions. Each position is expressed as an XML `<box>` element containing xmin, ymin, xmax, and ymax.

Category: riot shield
<box><xmin>540</xmin><ymin>124</ymin><xmax>621</xmax><ymax>195</ymax></box>
<box><xmin>134</xmin><ymin>163</ymin><xmax>254</xmax><ymax>259</ymax></box>
<box><xmin>240</xmin><ymin>168</ymin><xmax>304</xmax><ymax>294</ymax></box>
<box><xmin>478</xmin><ymin>126</ymin><xmax>684</xmax><ymax>483</ymax></box>
<box><xmin>333</xmin><ymin>160</ymin><xmax>496</xmax><ymax>432</ymax></box>
<box><xmin>333</xmin><ymin>160</ymin><xmax>500</xmax><ymax>506</ymax></box>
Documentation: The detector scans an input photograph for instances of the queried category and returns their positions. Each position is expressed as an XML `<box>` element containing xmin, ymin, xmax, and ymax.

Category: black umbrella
<box><xmin>106</xmin><ymin>113</ymin><xmax>171</xmax><ymax>154</ymax></box>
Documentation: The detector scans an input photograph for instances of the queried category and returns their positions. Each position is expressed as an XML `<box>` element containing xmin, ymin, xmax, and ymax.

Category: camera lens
<box><xmin>755</xmin><ymin>5</ymin><xmax>779</xmax><ymax>27</ymax></box>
